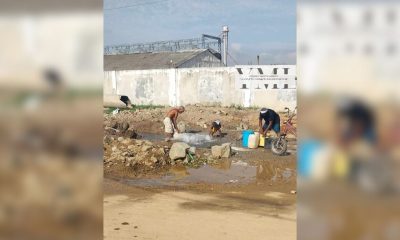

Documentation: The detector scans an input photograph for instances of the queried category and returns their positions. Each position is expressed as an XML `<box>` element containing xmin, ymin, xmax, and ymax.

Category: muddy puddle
<box><xmin>121</xmin><ymin>160</ymin><xmax>255</xmax><ymax>187</ymax></box>
<box><xmin>118</xmin><ymin>159</ymin><xmax>296</xmax><ymax>187</ymax></box>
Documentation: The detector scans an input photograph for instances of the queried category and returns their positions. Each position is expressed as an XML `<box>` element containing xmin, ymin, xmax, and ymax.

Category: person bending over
<box><xmin>209</xmin><ymin>120</ymin><xmax>222</xmax><ymax>137</ymax></box>
<box><xmin>259</xmin><ymin>108</ymin><xmax>280</xmax><ymax>137</ymax></box>
<box><xmin>163</xmin><ymin>106</ymin><xmax>185</xmax><ymax>141</ymax></box>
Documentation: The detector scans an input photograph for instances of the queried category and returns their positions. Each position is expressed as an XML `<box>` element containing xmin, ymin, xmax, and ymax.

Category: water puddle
<box><xmin>121</xmin><ymin>159</ymin><xmax>258</xmax><ymax>187</ymax></box>
<box><xmin>138</xmin><ymin>132</ymin><xmax>165</xmax><ymax>142</ymax></box>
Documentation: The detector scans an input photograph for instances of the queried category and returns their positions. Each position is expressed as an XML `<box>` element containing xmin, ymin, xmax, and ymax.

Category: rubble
<box><xmin>103</xmin><ymin>137</ymin><xmax>169</xmax><ymax>172</ymax></box>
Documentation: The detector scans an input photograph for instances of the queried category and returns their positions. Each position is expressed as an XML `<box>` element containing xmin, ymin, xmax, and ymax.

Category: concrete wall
<box><xmin>104</xmin><ymin>66</ymin><xmax>297</xmax><ymax>110</ymax></box>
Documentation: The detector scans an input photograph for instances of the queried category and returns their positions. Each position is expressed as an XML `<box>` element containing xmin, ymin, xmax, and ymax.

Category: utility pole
<box><xmin>222</xmin><ymin>26</ymin><xmax>229</xmax><ymax>66</ymax></box>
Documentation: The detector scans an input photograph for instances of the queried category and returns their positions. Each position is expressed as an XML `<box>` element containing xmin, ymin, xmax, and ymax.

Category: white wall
<box><xmin>104</xmin><ymin>66</ymin><xmax>297</xmax><ymax>110</ymax></box>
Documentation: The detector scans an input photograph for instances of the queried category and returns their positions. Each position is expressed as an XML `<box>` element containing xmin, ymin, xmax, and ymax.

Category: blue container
<box><xmin>298</xmin><ymin>140</ymin><xmax>322</xmax><ymax>178</ymax></box>
<box><xmin>242</xmin><ymin>130</ymin><xmax>254</xmax><ymax>147</ymax></box>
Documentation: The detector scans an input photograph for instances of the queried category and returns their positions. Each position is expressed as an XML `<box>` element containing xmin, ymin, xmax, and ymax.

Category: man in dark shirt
<box><xmin>259</xmin><ymin>108</ymin><xmax>281</xmax><ymax>137</ymax></box>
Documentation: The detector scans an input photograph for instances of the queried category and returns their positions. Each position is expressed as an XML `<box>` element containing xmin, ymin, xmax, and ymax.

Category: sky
<box><xmin>104</xmin><ymin>0</ymin><xmax>296</xmax><ymax>65</ymax></box>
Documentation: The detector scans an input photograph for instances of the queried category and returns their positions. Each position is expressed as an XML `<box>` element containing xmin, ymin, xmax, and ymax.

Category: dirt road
<box><xmin>104</xmin><ymin>179</ymin><xmax>296</xmax><ymax>240</ymax></box>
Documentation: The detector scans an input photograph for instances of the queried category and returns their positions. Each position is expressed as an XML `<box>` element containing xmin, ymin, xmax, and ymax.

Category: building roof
<box><xmin>104</xmin><ymin>49</ymin><xmax>219</xmax><ymax>71</ymax></box>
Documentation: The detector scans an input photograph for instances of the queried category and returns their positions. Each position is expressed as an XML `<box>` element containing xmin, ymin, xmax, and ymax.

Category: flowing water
<box><xmin>139</xmin><ymin>132</ymin><xmax>233</xmax><ymax>148</ymax></box>
<box><xmin>173</xmin><ymin>133</ymin><xmax>216</xmax><ymax>146</ymax></box>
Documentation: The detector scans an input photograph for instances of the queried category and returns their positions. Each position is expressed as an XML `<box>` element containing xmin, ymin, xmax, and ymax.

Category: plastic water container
<box><xmin>259</xmin><ymin>136</ymin><xmax>265</xmax><ymax>147</ymax></box>
<box><xmin>242</xmin><ymin>130</ymin><xmax>254</xmax><ymax>147</ymax></box>
<box><xmin>248</xmin><ymin>133</ymin><xmax>260</xmax><ymax>149</ymax></box>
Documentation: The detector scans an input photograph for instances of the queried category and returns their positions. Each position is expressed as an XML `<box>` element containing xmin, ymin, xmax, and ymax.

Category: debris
<box><xmin>290</xmin><ymin>190</ymin><xmax>297</xmax><ymax>195</ymax></box>
<box><xmin>112</xmin><ymin>108</ymin><xmax>120</xmax><ymax>115</ymax></box>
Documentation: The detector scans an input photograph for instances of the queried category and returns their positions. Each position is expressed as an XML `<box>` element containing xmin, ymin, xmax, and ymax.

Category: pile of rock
<box><xmin>104</xmin><ymin>137</ymin><xmax>168</xmax><ymax>170</ymax></box>
<box><xmin>104</xmin><ymin>120</ymin><xmax>137</xmax><ymax>139</ymax></box>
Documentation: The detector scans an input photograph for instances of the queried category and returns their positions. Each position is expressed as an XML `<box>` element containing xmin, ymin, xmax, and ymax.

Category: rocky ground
<box><xmin>103</xmin><ymin>105</ymin><xmax>297</xmax><ymax>240</ymax></box>
<box><xmin>103</xmin><ymin>105</ymin><xmax>297</xmax><ymax>176</ymax></box>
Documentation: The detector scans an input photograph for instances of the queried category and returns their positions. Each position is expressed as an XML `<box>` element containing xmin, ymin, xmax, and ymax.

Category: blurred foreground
<box><xmin>298</xmin><ymin>1</ymin><xmax>400</xmax><ymax>239</ymax></box>
<box><xmin>0</xmin><ymin>0</ymin><xmax>103</xmax><ymax>239</ymax></box>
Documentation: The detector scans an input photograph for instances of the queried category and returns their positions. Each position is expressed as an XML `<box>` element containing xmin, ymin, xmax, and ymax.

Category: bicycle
<box><xmin>271</xmin><ymin>107</ymin><xmax>297</xmax><ymax>155</ymax></box>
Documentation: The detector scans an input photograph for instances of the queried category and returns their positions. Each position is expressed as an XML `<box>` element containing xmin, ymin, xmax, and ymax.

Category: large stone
<box><xmin>211</xmin><ymin>146</ymin><xmax>223</xmax><ymax>158</ymax></box>
<box><xmin>157</xmin><ymin>148</ymin><xmax>166</xmax><ymax>155</ymax></box>
<box><xmin>141</xmin><ymin>145</ymin><xmax>152</xmax><ymax>152</ymax></box>
<box><xmin>221</xmin><ymin>143</ymin><xmax>232</xmax><ymax>158</ymax></box>
<box><xmin>211</xmin><ymin>143</ymin><xmax>232</xmax><ymax>158</ymax></box>
<box><xmin>177</xmin><ymin>122</ymin><xmax>186</xmax><ymax>133</ymax></box>
<box><xmin>188</xmin><ymin>147</ymin><xmax>196</xmax><ymax>155</ymax></box>
<box><xmin>169</xmin><ymin>142</ymin><xmax>190</xmax><ymax>160</ymax></box>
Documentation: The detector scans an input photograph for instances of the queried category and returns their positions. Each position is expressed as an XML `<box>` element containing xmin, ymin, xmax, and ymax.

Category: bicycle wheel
<box><xmin>271</xmin><ymin>137</ymin><xmax>288</xmax><ymax>155</ymax></box>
